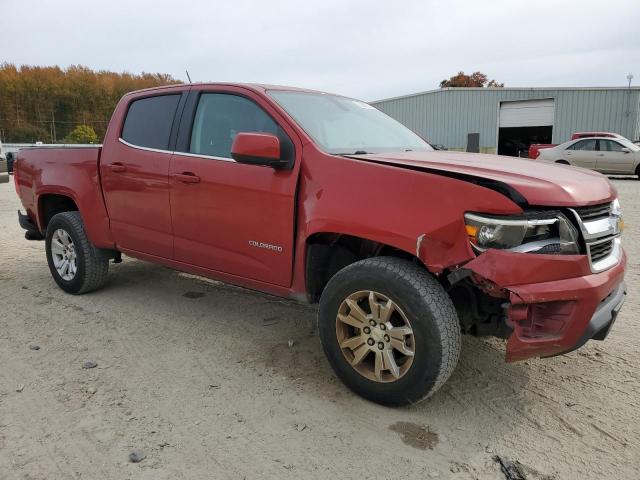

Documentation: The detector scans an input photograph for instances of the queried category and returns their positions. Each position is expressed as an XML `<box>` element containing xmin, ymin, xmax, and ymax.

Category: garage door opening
<box><xmin>498</xmin><ymin>126</ymin><xmax>553</xmax><ymax>157</ymax></box>
<box><xmin>498</xmin><ymin>99</ymin><xmax>554</xmax><ymax>157</ymax></box>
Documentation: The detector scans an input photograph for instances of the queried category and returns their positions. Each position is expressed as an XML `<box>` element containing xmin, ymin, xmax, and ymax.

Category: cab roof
<box><xmin>126</xmin><ymin>82</ymin><xmax>332</xmax><ymax>97</ymax></box>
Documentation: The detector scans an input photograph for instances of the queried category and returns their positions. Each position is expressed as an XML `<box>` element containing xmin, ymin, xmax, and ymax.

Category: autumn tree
<box><xmin>0</xmin><ymin>63</ymin><xmax>181</xmax><ymax>143</ymax></box>
<box><xmin>439</xmin><ymin>71</ymin><xmax>504</xmax><ymax>88</ymax></box>
<box><xmin>64</xmin><ymin>124</ymin><xmax>98</xmax><ymax>144</ymax></box>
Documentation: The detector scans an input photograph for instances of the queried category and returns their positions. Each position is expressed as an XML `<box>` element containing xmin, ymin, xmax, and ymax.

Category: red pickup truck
<box><xmin>14</xmin><ymin>84</ymin><xmax>626</xmax><ymax>406</ymax></box>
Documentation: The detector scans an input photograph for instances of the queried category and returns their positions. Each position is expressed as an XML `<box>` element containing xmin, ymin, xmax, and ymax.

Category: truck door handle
<box><xmin>174</xmin><ymin>172</ymin><xmax>200</xmax><ymax>184</ymax></box>
<box><xmin>109</xmin><ymin>162</ymin><xmax>126</xmax><ymax>173</ymax></box>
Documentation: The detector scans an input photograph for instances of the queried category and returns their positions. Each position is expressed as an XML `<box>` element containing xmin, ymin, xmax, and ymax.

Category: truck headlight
<box><xmin>464</xmin><ymin>212</ymin><xmax>580</xmax><ymax>254</ymax></box>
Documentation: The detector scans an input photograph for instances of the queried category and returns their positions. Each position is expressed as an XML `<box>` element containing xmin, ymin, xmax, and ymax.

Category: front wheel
<box><xmin>318</xmin><ymin>257</ymin><xmax>461</xmax><ymax>406</ymax></box>
<box><xmin>45</xmin><ymin>211</ymin><xmax>109</xmax><ymax>294</ymax></box>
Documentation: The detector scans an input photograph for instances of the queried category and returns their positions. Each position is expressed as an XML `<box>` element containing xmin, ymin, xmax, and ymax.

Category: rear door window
<box><xmin>122</xmin><ymin>94</ymin><xmax>181</xmax><ymax>150</ymax></box>
<box><xmin>568</xmin><ymin>139</ymin><xmax>596</xmax><ymax>151</ymax></box>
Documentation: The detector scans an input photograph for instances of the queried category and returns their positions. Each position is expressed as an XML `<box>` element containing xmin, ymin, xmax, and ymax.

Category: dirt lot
<box><xmin>0</xmin><ymin>179</ymin><xmax>638</xmax><ymax>480</ymax></box>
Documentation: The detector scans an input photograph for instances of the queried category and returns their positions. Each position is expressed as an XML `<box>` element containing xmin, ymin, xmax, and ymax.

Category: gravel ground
<box><xmin>0</xmin><ymin>179</ymin><xmax>638</xmax><ymax>479</ymax></box>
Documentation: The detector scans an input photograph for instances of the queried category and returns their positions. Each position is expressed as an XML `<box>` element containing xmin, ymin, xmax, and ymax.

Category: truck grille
<box><xmin>568</xmin><ymin>202</ymin><xmax>621</xmax><ymax>273</ymax></box>
<box><xmin>574</xmin><ymin>202</ymin><xmax>612</xmax><ymax>221</ymax></box>
<box><xmin>588</xmin><ymin>239</ymin><xmax>615</xmax><ymax>263</ymax></box>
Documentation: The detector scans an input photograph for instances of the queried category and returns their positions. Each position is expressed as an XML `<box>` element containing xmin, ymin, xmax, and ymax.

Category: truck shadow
<box><xmin>102</xmin><ymin>259</ymin><xmax>532</xmax><ymax>440</ymax></box>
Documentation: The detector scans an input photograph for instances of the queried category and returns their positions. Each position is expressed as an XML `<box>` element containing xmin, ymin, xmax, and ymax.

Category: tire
<box><xmin>318</xmin><ymin>257</ymin><xmax>461</xmax><ymax>406</ymax></box>
<box><xmin>635</xmin><ymin>164</ymin><xmax>640</xmax><ymax>179</ymax></box>
<box><xmin>555</xmin><ymin>160</ymin><xmax>570</xmax><ymax>165</ymax></box>
<box><xmin>6</xmin><ymin>153</ymin><xmax>14</xmax><ymax>173</ymax></box>
<box><xmin>45</xmin><ymin>211</ymin><xmax>109</xmax><ymax>294</ymax></box>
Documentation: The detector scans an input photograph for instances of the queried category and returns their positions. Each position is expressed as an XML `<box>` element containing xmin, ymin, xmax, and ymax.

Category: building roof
<box><xmin>373</xmin><ymin>86</ymin><xmax>640</xmax><ymax>104</ymax></box>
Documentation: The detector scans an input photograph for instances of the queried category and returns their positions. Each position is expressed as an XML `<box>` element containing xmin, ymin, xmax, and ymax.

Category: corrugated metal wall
<box><xmin>372</xmin><ymin>88</ymin><xmax>640</xmax><ymax>153</ymax></box>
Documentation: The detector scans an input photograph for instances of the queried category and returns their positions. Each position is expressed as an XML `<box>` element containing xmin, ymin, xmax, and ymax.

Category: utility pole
<box><xmin>51</xmin><ymin>111</ymin><xmax>57</xmax><ymax>143</ymax></box>
<box><xmin>624</xmin><ymin>74</ymin><xmax>634</xmax><ymax>134</ymax></box>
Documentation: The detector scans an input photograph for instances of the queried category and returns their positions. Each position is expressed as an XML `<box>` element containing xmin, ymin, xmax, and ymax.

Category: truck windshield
<box><xmin>268</xmin><ymin>91</ymin><xmax>433</xmax><ymax>155</ymax></box>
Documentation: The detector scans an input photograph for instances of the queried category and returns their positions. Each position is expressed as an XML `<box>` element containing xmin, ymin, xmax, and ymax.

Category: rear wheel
<box><xmin>635</xmin><ymin>164</ymin><xmax>640</xmax><ymax>179</ymax></box>
<box><xmin>45</xmin><ymin>211</ymin><xmax>109</xmax><ymax>294</ymax></box>
<box><xmin>318</xmin><ymin>257</ymin><xmax>461</xmax><ymax>406</ymax></box>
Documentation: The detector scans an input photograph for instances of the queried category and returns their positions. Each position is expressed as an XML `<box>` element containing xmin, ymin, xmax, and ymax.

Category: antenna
<box><xmin>186</xmin><ymin>70</ymin><xmax>192</xmax><ymax>83</ymax></box>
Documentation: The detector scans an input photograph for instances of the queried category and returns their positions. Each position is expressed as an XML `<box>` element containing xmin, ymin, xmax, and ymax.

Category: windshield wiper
<box><xmin>332</xmin><ymin>150</ymin><xmax>376</xmax><ymax>157</ymax></box>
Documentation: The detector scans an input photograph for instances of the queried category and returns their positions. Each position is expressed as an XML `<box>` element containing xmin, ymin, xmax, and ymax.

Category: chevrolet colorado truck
<box><xmin>14</xmin><ymin>84</ymin><xmax>626</xmax><ymax>406</ymax></box>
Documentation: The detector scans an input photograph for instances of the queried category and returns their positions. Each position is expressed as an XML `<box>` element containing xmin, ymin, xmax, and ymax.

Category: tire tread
<box><xmin>319</xmin><ymin>256</ymin><xmax>461</xmax><ymax>405</ymax></box>
<box><xmin>47</xmin><ymin>211</ymin><xmax>109</xmax><ymax>294</ymax></box>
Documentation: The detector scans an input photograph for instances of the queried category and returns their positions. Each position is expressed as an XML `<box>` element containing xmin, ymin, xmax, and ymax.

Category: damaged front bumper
<box><xmin>464</xmin><ymin>248</ymin><xmax>626</xmax><ymax>362</ymax></box>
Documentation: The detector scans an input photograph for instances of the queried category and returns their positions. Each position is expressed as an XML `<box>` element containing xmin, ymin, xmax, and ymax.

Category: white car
<box><xmin>538</xmin><ymin>136</ymin><xmax>640</xmax><ymax>176</ymax></box>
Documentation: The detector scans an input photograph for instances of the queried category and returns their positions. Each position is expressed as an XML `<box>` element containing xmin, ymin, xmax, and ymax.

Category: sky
<box><xmin>2</xmin><ymin>0</ymin><xmax>639</xmax><ymax>101</ymax></box>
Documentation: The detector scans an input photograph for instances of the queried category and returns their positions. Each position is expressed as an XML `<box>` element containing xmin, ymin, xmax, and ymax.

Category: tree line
<box><xmin>0</xmin><ymin>65</ymin><xmax>504</xmax><ymax>143</ymax></box>
<box><xmin>0</xmin><ymin>63</ymin><xmax>181</xmax><ymax>143</ymax></box>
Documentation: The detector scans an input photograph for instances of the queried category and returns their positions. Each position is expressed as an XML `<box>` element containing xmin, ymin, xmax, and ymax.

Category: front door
<box><xmin>564</xmin><ymin>138</ymin><xmax>598</xmax><ymax>169</ymax></box>
<box><xmin>169</xmin><ymin>89</ymin><xmax>299</xmax><ymax>287</ymax></box>
<box><xmin>596</xmin><ymin>139</ymin><xmax>635</xmax><ymax>174</ymax></box>
<box><xmin>100</xmin><ymin>93</ymin><xmax>185</xmax><ymax>258</ymax></box>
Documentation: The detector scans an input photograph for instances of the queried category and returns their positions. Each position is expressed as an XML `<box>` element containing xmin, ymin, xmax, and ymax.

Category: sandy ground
<box><xmin>0</xmin><ymin>178</ymin><xmax>638</xmax><ymax>480</ymax></box>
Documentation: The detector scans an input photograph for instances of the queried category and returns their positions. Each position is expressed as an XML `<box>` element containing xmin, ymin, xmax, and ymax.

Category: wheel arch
<box><xmin>304</xmin><ymin>231</ymin><xmax>420</xmax><ymax>302</ymax></box>
<box><xmin>34</xmin><ymin>187</ymin><xmax>115</xmax><ymax>248</ymax></box>
<box><xmin>38</xmin><ymin>192</ymin><xmax>79</xmax><ymax>231</ymax></box>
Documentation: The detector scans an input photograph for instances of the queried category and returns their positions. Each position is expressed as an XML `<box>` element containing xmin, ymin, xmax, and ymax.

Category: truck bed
<box><xmin>15</xmin><ymin>145</ymin><xmax>113</xmax><ymax>248</ymax></box>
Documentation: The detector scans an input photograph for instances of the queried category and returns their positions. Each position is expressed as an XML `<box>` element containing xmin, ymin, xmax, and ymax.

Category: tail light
<box><xmin>13</xmin><ymin>158</ymin><xmax>19</xmax><ymax>195</ymax></box>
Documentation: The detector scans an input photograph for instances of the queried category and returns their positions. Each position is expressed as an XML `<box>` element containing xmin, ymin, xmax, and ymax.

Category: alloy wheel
<box><xmin>336</xmin><ymin>290</ymin><xmax>415</xmax><ymax>383</ymax></box>
<box><xmin>51</xmin><ymin>228</ymin><xmax>78</xmax><ymax>281</ymax></box>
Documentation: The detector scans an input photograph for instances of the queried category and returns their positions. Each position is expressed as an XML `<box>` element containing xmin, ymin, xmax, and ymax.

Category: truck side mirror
<box><xmin>231</xmin><ymin>132</ymin><xmax>286</xmax><ymax>169</ymax></box>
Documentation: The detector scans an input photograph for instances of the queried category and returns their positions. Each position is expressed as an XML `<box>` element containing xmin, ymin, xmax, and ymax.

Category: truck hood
<box><xmin>352</xmin><ymin>151</ymin><xmax>616</xmax><ymax>207</ymax></box>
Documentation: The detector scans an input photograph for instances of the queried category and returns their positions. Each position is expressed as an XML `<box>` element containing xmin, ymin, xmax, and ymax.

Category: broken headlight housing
<box><xmin>464</xmin><ymin>212</ymin><xmax>580</xmax><ymax>254</ymax></box>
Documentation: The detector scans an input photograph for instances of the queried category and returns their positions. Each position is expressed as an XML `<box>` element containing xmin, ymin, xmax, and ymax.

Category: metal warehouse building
<box><xmin>372</xmin><ymin>87</ymin><xmax>640</xmax><ymax>157</ymax></box>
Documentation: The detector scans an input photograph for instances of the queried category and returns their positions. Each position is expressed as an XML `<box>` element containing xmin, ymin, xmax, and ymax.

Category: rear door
<box><xmin>100</xmin><ymin>92</ymin><xmax>186</xmax><ymax>258</ymax></box>
<box><xmin>564</xmin><ymin>138</ymin><xmax>598</xmax><ymax>169</ymax></box>
<box><xmin>169</xmin><ymin>87</ymin><xmax>300</xmax><ymax>286</ymax></box>
<box><xmin>596</xmin><ymin>139</ymin><xmax>634</xmax><ymax>174</ymax></box>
